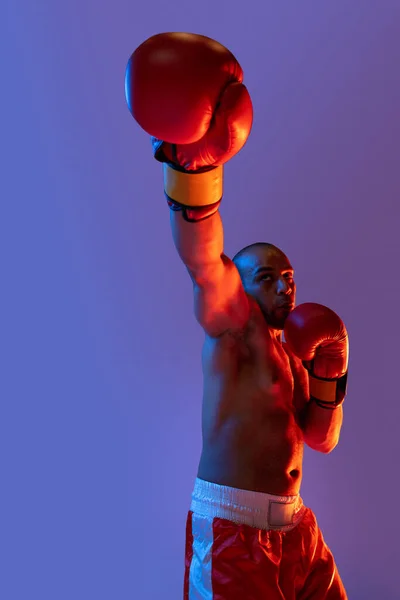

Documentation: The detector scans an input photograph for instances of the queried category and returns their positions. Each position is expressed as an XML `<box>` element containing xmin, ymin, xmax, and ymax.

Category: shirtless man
<box><xmin>126</xmin><ymin>32</ymin><xmax>349</xmax><ymax>600</ymax></box>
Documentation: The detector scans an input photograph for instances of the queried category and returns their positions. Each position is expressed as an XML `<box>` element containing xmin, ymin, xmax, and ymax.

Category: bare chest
<box><xmin>202</xmin><ymin>317</ymin><xmax>304</xmax><ymax>422</ymax></box>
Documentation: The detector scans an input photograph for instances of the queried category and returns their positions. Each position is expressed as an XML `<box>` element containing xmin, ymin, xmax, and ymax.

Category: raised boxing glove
<box><xmin>125</xmin><ymin>32</ymin><xmax>253</xmax><ymax>219</ymax></box>
<box><xmin>284</xmin><ymin>303</ymin><xmax>349</xmax><ymax>409</ymax></box>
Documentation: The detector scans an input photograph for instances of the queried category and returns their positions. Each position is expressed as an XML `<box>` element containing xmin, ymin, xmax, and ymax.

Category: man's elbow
<box><xmin>305</xmin><ymin>436</ymin><xmax>339</xmax><ymax>454</ymax></box>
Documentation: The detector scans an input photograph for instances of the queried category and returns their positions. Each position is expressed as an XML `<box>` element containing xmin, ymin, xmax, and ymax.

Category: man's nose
<box><xmin>277</xmin><ymin>278</ymin><xmax>292</xmax><ymax>295</ymax></box>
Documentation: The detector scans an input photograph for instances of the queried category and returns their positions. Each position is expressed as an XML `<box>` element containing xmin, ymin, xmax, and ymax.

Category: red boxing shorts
<box><xmin>184</xmin><ymin>478</ymin><xmax>347</xmax><ymax>599</ymax></box>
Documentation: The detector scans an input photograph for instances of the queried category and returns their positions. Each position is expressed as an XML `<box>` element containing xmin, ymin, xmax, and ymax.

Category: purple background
<box><xmin>4</xmin><ymin>1</ymin><xmax>400</xmax><ymax>598</ymax></box>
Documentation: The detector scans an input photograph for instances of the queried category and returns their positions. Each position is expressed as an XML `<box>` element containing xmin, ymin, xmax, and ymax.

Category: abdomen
<box><xmin>198</xmin><ymin>391</ymin><xmax>304</xmax><ymax>495</ymax></box>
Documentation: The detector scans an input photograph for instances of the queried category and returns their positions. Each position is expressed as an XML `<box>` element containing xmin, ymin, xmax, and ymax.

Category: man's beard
<box><xmin>263</xmin><ymin>308</ymin><xmax>288</xmax><ymax>331</ymax></box>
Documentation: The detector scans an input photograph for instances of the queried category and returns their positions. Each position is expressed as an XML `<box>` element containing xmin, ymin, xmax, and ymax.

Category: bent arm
<box><xmin>287</xmin><ymin>346</ymin><xmax>343</xmax><ymax>454</ymax></box>
<box><xmin>170</xmin><ymin>210</ymin><xmax>250</xmax><ymax>337</ymax></box>
<box><xmin>300</xmin><ymin>402</ymin><xmax>343</xmax><ymax>453</ymax></box>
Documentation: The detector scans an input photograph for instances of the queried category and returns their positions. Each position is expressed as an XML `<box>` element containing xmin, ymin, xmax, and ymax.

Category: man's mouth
<box><xmin>277</xmin><ymin>303</ymin><xmax>294</xmax><ymax>310</ymax></box>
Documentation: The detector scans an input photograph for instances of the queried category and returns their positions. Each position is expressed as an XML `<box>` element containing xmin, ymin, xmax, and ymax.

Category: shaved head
<box><xmin>233</xmin><ymin>242</ymin><xmax>289</xmax><ymax>284</ymax></box>
<box><xmin>232</xmin><ymin>242</ymin><xmax>295</xmax><ymax>330</ymax></box>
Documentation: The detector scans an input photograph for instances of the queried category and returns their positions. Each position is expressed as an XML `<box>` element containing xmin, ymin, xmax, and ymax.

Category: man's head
<box><xmin>233</xmin><ymin>242</ymin><xmax>296</xmax><ymax>330</ymax></box>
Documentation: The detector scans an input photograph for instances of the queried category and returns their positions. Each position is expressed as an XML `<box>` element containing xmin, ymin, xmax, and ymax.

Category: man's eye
<box><xmin>284</xmin><ymin>273</ymin><xmax>294</xmax><ymax>280</ymax></box>
<box><xmin>261</xmin><ymin>275</ymin><xmax>272</xmax><ymax>281</ymax></box>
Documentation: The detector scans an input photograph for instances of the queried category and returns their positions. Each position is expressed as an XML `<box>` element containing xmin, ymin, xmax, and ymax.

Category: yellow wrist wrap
<box><xmin>163</xmin><ymin>164</ymin><xmax>223</xmax><ymax>207</ymax></box>
<box><xmin>308</xmin><ymin>371</ymin><xmax>348</xmax><ymax>409</ymax></box>
<box><xmin>309</xmin><ymin>375</ymin><xmax>337</xmax><ymax>404</ymax></box>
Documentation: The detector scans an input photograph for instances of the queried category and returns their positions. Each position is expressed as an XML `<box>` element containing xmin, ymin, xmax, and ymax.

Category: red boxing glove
<box><xmin>125</xmin><ymin>32</ymin><xmax>253</xmax><ymax>167</ymax></box>
<box><xmin>125</xmin><ymin>32</ymin><xmax>253</xmax><ymax>219</ymax></box>
<box><xmin>284</xmin><ymin>303</ymin><xmax>349</xmax><ymax>409</ymax></box>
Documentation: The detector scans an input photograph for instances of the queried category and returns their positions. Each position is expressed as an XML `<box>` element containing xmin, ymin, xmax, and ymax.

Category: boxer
<box><xmin>126</xmin><ymin>32</ymin><xmax>349</xmax><ymax>599</ymax></box>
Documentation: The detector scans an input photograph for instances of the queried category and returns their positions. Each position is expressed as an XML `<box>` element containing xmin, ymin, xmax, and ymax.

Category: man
<box><xmin>126</xmin><ymin>32</ymin><xmax>349</xmax><ymax>599</ymax></box>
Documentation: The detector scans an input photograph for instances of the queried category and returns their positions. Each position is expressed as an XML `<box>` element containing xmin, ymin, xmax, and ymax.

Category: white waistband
<box><xmin>190</xmin><ymin>478</ymin><xmax>306</xmax><ymax>532</ymax></box>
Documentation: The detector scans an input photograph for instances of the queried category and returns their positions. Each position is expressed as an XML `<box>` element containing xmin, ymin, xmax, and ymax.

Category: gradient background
<box><xmin>3</xmin><ymin>1</ymin><xmax>400</xmax><ymax>598</ymax></box>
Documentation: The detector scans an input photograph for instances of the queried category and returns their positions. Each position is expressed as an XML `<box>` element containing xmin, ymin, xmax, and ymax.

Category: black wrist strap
<box><xmin>165</xmin><ymin>193</ymin><xmax>220</xmax><ymax>222</ymax></box>
<box><xmin>313</xmin><ymin>398</ymin><xmax>343</xmax><ymax>410</ymax></box>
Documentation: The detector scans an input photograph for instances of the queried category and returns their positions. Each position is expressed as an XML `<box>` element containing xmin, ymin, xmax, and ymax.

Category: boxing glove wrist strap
<box><xmin>163</xmin><ymin>163</ymin><xmax>223</xmax><ymax>207</ymax></box>
<box><xmin>307</xmin><ymin>370</ymin><xmax>348</xmax><ymax>410</ymax></box>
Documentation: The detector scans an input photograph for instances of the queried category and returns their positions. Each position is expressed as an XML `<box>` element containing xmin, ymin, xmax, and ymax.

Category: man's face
<box><xmin>242</xmin><ymin>248</ymin><xmax>296</xmax><ymax>330</ymax></box>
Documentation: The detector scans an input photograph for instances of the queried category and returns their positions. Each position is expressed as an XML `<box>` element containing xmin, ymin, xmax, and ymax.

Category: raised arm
<box><xmin>170</xmin><ymin>210</ymin><xmax>249</xmax><ymax>336</ymax></box>
<box><xmin>125</xmin><ymin>32</ymin><xmax>253</xmax><ymax>336</ymax></box>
